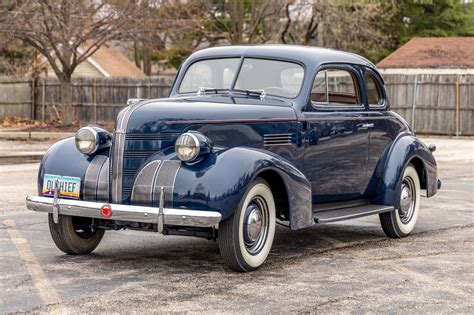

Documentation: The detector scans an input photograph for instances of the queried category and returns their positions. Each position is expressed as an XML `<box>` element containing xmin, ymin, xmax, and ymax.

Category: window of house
<box><xmin>311</xmin><ymin>69</ymin><xmax>360</xmax><ymax>106</ymax></box>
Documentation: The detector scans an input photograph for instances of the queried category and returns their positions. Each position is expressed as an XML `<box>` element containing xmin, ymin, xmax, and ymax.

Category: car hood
<box><xmin>122</xmin><ymin>95</ymin><xmax>297</xmax><ymax>134</ymax></box>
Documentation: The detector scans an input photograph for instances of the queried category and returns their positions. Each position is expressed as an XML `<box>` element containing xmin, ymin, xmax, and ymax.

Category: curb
<box><xmin>0</xmin><ymin>154</ymin><xmax>44</xmax><ymax>165</ymax></box>
<box><xmin>0</xmin><ymin>131</ymin><xmax>75</xmax><ymax>140</ymax></box>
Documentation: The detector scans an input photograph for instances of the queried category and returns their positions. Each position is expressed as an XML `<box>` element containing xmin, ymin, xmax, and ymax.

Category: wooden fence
<box><xmin>0</xmin><ymin>76</ymin><xmax>175</xmax><ymax>124</ymax></box>
<box><xmin>385</xmin><ymin>74</ymin><xmax>473</xmax><ymax>136</ymax></box>
<box><xmin>0</xmin><ymin>74</ymin><xmax>472</xmax><ymax>135</ymax></box>
<box><xmin>0</xmin><ymin>79</ymin><xmax>33</xmax><ymax>119</ymax></box>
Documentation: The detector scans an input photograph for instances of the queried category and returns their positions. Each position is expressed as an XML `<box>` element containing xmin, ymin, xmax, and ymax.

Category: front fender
<box><xmin>373</xmin><ymin>134</ymin><xmax>438</xmax><ymax>208</ymax></box>
<box><xmin>38</xmin><ymin>137</ymin><xmax>110</xmax><ymax>201</ymax></box>
<box><xmin>173</xmin><ymin>147</ymin><xmax>313</xmax><ymax>230</ymax></box>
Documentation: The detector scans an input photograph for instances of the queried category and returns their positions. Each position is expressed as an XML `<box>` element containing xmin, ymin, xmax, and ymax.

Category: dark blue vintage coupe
<box><xmin>26</xmin><ymin>45</ymin><xmax>440</xmax><ymax>272</ymax></box>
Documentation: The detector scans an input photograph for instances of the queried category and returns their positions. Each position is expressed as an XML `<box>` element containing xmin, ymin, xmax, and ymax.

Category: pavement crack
<box><xmin>300</xmin><ymin>296</ymin><xmax>359</xmax><ymax>311</ymax></box>
<box><xmin>14</xmin><ymin>276</ymin><xmax>31</xmax><ymax>289</ymax></box>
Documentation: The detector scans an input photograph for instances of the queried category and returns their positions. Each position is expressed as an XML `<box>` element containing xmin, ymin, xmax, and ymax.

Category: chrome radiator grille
<box><xmin>111</xmin><ymin>131</ymin><xmax>180</xmax><ymax>203</ymax></box>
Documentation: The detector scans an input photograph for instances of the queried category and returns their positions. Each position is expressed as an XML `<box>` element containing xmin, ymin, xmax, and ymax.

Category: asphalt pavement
<box><xmin>0</xmin><ymin>137</ymin><xmax>472</xmax><ymax>313</ymax></box>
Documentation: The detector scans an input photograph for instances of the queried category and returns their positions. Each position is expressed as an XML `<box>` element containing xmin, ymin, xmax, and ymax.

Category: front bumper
<box><xmin>25</xmin><ymin>195</ymin><xmax>221</xmax><ymax>230</ymax></box>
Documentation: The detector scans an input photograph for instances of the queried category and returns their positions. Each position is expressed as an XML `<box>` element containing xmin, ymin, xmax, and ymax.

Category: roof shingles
<box><xmin>89</xmin><ymin>44</ymin><xmax>145</xmax><ymax>77</ymax></box>
<box><xmin>377</xmin><ymin>37</ymin><xmax>474</xmax><ymax>69</ymax></box>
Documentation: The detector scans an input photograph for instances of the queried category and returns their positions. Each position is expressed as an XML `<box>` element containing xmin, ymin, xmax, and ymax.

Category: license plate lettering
<box><xmin>42</xmin><ymin>174</ymin><xmax>81</xmax><ymax>199</ymax></box>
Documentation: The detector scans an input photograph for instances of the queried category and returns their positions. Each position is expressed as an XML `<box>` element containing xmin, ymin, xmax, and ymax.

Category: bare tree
<box><xmin>210</xmin><ymin>0</ymin><xmax>286</xmax><ymax>44</ymax></box>
<box><xmin>0</xmin><ymin>0</ymin><xmax>146</xmax><ymax>126</ymax></box>
<box><xmin>126</xmin><ymin>0</ymin><xmax>212</xmax><ymax>73</ymax></box>
<box><xmin>278</xmin><ymin>0</ymin><xmax>396</xmax><ymax>61</ymax></box>
<box><xmin>0</xmin><ymin>33</ymin><xmax>33</xmax><ymax>76</ymax></box>
<box><xmin>320</xmin><ymin>1</ymin><xmax>397</xmax><ymax>62</ymax></box>
<box><xmin>279</xmin><ymin>0</ymin><xmax>323</xmax><ymax>45</ymax></box>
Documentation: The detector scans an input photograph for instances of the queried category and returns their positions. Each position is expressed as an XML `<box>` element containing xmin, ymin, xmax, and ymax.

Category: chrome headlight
<box><xmin>75</xmin><ymin>126</ymin><xmax>111</xmax><ymax>155</ymax></box>
<box><xmin>175</xmin><ymin>132</ymin><xmax>213</xmax><ymax>162</ymax></box>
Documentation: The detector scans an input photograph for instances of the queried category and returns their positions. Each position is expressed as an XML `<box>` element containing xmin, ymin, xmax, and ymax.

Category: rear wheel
<box><xmin>48</xmin><ymin>214</ymin><xmax>105</xmax><ymax>254</ymax></box>
<box><xmin>380</xmin><ymin>164</ymin><xmax>420</xmax><ymax>238</ymax></box>
<box><xmin>218</xmin><ymin>178</ymin><xmax>276</xmax><ymax>272</ymax></box>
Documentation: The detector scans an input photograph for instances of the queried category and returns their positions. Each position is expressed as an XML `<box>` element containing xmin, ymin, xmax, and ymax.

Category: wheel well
<box><xmin>409</xmin><ymin>157</ymin><xmax>427</xmax><ymax>190</ymax></box>
<box><xmin>257</xmin><ymin>170</ymin><xmax>289</xmax><ymax>221</ymax></box>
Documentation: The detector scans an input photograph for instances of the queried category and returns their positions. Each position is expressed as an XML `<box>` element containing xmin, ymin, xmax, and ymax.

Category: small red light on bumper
<box><xmin>100</xmin><ymin>204</ymin><xmax>113</xmax><ymax>219</ymax></box>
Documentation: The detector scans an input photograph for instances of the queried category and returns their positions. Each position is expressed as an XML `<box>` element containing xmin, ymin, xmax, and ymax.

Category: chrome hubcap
<box><xmin>243</xmin><ymin>197</ymin><xmax>269</xmax><ymax>255</ymax></box>
<box><xmin>399</xmin><ymin>177</ymin><xmax>416</xmax><ymax>224</ymax></box>
<box><xmin>246</xmin><ymin>206</ymin><xmax>263</xmax><ymax>242</ymax></box>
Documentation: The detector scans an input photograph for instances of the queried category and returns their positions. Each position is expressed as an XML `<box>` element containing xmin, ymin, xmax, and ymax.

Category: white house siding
<box><xmin>72</xmin><ymin>61</ymin><xmax>105</xmax><ymax>77</ymax></box>
<box><xmin>40</xmin><ymin>60</ymin><xmax>104</xmax><ymax>78</ymax></box>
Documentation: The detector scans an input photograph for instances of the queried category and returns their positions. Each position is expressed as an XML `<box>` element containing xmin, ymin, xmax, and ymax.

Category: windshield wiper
<box><xmin>196</xmin><ymin>87</ymin><xmax>229</xmax><ymax>96</ymax></box>
<box><xmin>232</xmin><ymin>89</ymin><xmax>267</xmax><ymax>100</ymax></box>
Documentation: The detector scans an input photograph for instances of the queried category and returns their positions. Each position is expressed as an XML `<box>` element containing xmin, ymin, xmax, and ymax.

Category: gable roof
<box><xmin>377</xmin><ymin>37</ymin><xmax>474</xmax><ymax>69</ymax></box>
<box><xmin>83</xmin><ymin>44</ymin><xmax>145</xmax><ymax>77</ymax></box>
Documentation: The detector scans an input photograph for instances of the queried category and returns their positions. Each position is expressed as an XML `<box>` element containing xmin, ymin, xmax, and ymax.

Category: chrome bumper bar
<box><xmin>25</xmin><ymin>195</ymin><xmax>221</xmax><ymax>230</ymax></box>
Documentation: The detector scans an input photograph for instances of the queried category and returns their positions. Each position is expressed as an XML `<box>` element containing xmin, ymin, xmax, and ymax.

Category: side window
<box><xmin>311</xmin><ymin>71</ymin><xmax>327</xmax><ymax>103</ymax></box>
<box><xmin>311</xmin><ymin>68</ymin><xmax>360</xmax><ymax>107</ymax></box>
<box><xmin>364</xmin><ymin>72</ymin><xmax>384</xmax><ymax>106</ymax></box>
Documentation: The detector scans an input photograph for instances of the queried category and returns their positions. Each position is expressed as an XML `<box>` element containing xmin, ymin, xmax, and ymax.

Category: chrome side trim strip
<box><xmin>130</xmin><ymin>160</ymin><xmax>162</xmax><ymax>205</ymax></box>
<box><xmin>97</xmin><ymin>158</ymin><xmax>109</xmax><ymax>202</ymax></box>
<box><xmin>153</xmin><ymin>160</ymin><xmax>181</xmax><ymax>208</ymax></box>
<box><xmin>26</xmin><ymin>195</ymin><xmax>221</xmax><ymax>229</ymax></box>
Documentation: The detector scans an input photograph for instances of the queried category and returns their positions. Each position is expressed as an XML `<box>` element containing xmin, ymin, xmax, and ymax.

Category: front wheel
<box><xmin>48</xmin><ymin>214</ymin><xmax>105</xmax><ymax>254</ymax></box>
<box><xmin>380</xmin><ymin>164</ymin><xmax>421</xmax><ymax>238</ymax></box>
<box><xmin>218</xmin><ymin>178</ymin><xmax>276</xmax><ymax>272</ymax></box>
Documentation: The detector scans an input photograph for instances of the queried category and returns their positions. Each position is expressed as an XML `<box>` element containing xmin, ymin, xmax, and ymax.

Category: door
<box><xmin>302</xmin><ymin>65</ymin><xmax>371</xmax><ymax>204</ymax></box>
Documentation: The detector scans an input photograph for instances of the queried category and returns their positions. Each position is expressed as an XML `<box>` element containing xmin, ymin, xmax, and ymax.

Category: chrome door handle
<box><xmin>360</xmin><ymin>123</ymin><xmax>374</xmax><ymax>129</ymax></box>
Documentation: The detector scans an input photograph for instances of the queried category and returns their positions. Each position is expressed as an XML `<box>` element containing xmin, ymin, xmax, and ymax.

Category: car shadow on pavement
<box><xmin>48</xmin><ymin>223</ymin><xmax>385</xmax><ymax>275</ymax></box>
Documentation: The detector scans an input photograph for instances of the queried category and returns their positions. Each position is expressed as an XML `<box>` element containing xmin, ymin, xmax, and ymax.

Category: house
<box><xmin>40</xmin><ymin>44</ymin><xmax>145</xmax><ymax>78</ymax></box>
<box><xmin>376</xmin><ymin>37</ymin><xmax>473</xmax><ymax>136</ymax></box>
<box><xmin>377</xmin><ymin>37</ymin><xmax>474</xmax><ymax>75</ymax></box>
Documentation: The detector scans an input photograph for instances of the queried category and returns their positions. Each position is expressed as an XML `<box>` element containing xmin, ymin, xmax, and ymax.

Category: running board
<box><xmin>314</xmin><ymin>204</ymin><xmax>395</xmax><ymax>224</ymax></box>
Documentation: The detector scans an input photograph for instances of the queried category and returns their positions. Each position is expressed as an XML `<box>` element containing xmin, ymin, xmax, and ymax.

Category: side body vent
<box><xmin>263</xmin><ymin>133</ymin><xmax>293</xmax><ymax>147</ymax></box>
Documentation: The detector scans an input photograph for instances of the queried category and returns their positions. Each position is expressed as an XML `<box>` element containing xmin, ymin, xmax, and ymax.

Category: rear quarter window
<box><xmin>311</xmin><ymin>68</ymin><xmax>360</xmax><ymax>107</ymax></box>
<box><xmin>364</xmin><ymin>72</ymin><xmax>384</xmax><ymax>106</ymax></box>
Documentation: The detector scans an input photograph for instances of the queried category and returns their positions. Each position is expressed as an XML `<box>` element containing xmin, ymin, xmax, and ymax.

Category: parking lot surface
<box><xmin>0</xmin><ymin>137</ymin><xmax>472</xmax><ymax>313</ymax></box>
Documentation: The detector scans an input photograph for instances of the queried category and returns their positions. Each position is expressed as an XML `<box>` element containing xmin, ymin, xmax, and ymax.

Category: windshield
<box><xmin>179</xmin><ymin>58</ymin><xmax>240</xmax><ymax>93</ymax></box>
<box><xmin>178</xmin><ymin>58</ymin><xmax>305</xmax><ymax>98</ymax></box>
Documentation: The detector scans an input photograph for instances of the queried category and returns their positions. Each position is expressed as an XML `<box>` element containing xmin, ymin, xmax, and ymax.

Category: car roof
<box><xmin>186</xmin><ymin>45</ymin><xmax>376</xmax><ymax>69</ymax></box>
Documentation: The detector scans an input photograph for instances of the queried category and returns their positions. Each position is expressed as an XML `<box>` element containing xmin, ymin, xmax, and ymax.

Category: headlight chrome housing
<box><xmin>175</xmin><ymin>132</ymin><xmax>213</xmax><ymax>163</ymax></box>
<box><xmin>75</xmin><ymin>126</ymin><xmax>111</xmax><ymax>155</ymax></box>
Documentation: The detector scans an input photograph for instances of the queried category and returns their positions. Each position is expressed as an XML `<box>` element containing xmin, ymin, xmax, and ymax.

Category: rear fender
<box><xmin>172</xmin><ymin>147</ymin><xmax>313</xmax><ymax>230</ymax></box>
<box><xmin>373</xmin><ymin>134</ymin><xmax>438</xmax><ymax>208</ymax></box>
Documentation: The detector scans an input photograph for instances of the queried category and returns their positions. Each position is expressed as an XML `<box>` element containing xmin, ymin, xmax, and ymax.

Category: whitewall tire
<box><xmin>218</xmin><ymin>178</ymin><xmax>276</xmax><ymax>272</ymax></box>
<box><xmin>380</xmin><ymin>164</ymin><xmax>421</xmax><ymax>238</ymax></box>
